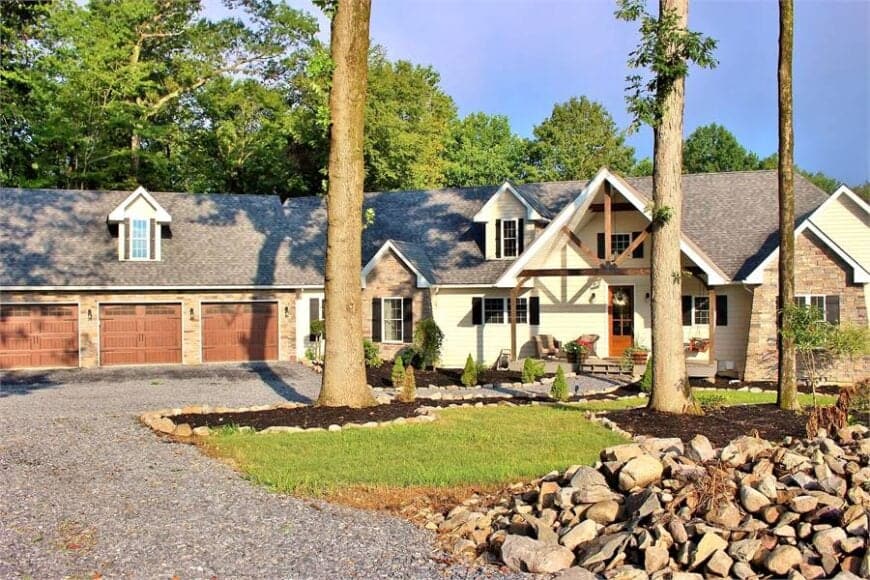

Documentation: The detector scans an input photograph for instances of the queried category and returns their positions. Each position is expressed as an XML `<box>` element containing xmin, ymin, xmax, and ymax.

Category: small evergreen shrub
<box><xmin>363</xmin><ymin>339</ymin><xmax>382</xmax><ymax>368</ymax></box>
<box><xmin>390</xmin><ymin>357</ymin><xmax>405</xmax><ymax>388</ymax></box>
<box><xmin>399</xmin><ymin>365</ymin><xmax>417</xmax><ymax>402</ymax></box>
<box><xmin>413</xmin><ymin>318</ymin><xmax>444</xmax><ymax>370</ymax></box>
<box><xmin>522</xmin><ymin>358</ymin><xmax>546</xmax><ymax>384</ymax></box>
<box><xmin>550</xmin><ymin>365</ymin><xmax>570</xmax><ymax>401</ymax></box>
<box><xmin>461</xmin><ymin>354</ymin><xmax>478</xmax><ymax>388</ymax></box>
<box><xmin>639</xmin><ymin>356</ymin><xmax>653</xmax><ymax>393</ymax></box>
<box><xmin>399</xmin><ymin>346</ymin><xmax>422</xmax><ymax>368</ymax></box>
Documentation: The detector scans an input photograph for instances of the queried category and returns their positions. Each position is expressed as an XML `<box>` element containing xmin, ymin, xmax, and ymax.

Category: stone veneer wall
<box><xmin>743</xmin><ymin>231</ymin><xmax>869</xmax><ymax>383</ymax></box>
<box><xmin>2</xmin><ymin>290</ymin><xmax>298</xmax><ymax>367</ymax></box>
<box><xmin>361</xmin><ymin>250</ymin><xmax>432</xmax><ymax>360</ymax></box>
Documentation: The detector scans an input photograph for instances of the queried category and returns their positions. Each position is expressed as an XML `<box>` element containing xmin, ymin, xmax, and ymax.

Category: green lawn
<box><xmin>205</xmin><ymin>389</ymin><xmax>836</xmax><ymax>497</ymax></box>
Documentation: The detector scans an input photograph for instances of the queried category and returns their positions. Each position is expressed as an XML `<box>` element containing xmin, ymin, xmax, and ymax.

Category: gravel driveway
<box><xmin>0</xmin><ymin>363</ymin><xmax>518</xmax><ymax>579</ymax></box>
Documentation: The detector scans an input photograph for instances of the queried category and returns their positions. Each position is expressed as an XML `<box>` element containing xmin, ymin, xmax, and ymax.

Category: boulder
<box><xmin>553</xmin><ymin>567</ymin><xmax>599</xmax><ymax>580</ymax></box>
<box><xmin>173</xmin><ymin>423</ymin><xmax>193</xmax><ymax>437</ymax></box>
<box><xmin>728</xmin><ymin>538</ymin><xmax>762</xmax><ymax>562</ymax></box>
<box><xmin>586</xmin><ymin>500</ymin><xmax>621</xmax><ymax>524</ymax></box>
<box><xmin>638</xmin><ymin>437</ymin><xmax>684</xmax><ymax>456</ymax></box>
<box><xmin>740</xmin><ymin>485</ymin><xmax>772</xmax><ymax>513</ymax></box>
<box><xmin>813</xmin><ymin>527</ymin><xmax>847</xmax><ymax>554</ymax></box>
<box><xmin>686</xmin><ymin>435</ymin><xmax>715</xmax><ymax>463</ymax></box>
<box><xmin>690</xmin><ymin>532</ymin><xmax>728</xmax><ymax>569</ymax></box>
<box><xmin>765</xmin><ymin>545</ymin><xmax>802</xmax><ymax>576</ymax></box>
<box><xmin>618</xmin><ymin>455</ymin><xmax>664</xmax><ymax>491</ymax></box>
<box><xmin>644</xmin><ymin>545</ymin><xmax>670</xmax><ymax>574</ymax></box>
<box><xmin>705</xmin><ymin>500</ymin><xmax>741</xmax><ymax>529</ymax></box>
<box><xmin>720</xmin><ymin>436</ymin><xmax>772</xmax><ymax>466</ymax></box>
<box><xmin>706</xmin><ymin>549</ymin><xmax>734</xmax><ymax>577</ymax></box>
<box><xmin>500</xmin><ymin>535</ymin><xmax>575</xmax><ymax>574</ymax></box>
<box><xmin>602</xmin><ymin>443</ymin><xmax>645</xmax><ymax>463</ymax></box>
<box><xmin>560</xmin><ymin>519</ymin><xmax>601</xmax><ymax>550</ymax></box>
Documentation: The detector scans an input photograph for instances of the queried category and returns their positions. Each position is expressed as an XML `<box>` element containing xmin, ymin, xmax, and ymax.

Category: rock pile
<box><xmin>434</xmin><ymin>426</ymin><xmax>870</xmax><ymax>578</ymax></box>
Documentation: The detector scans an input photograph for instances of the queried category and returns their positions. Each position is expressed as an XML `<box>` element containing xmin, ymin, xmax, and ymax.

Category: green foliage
<box><xmin>362</xmin><ymin>339</ymin><xmax>383</xmax><ymax>368</ymax></box>
<box><xmin>695</xmin><ymin>391</ymin><xmax>727</xmax><ymax>410</ymax></box>
<box><xmin>304</xmin><ymin>346</ymin><xmax>316</xmax><ymax>361</ymax></box>
<box><xmin>683</xmin><ymin>124</ymin><xmax>760</xmax><ymax>173</ymax></box>
<box><xmin>652</xmin><ymin>205</ymin><xmax>674</xmax><ymax>225</ymax></box>
<box><xmin>443</xmin><ymin>113</ymin><xmax>528</xmax><ymax>187</ymax></box>
<box><xmin>615</xmin><ymin>0</ymin><xmax>718</xmax><ymax>131</ymax></box>
<box><xmin>631</xmin><ymin>157</ymin><xmax>654</xmax><ymax>176</ymax></box>
<box><xmin>550</xmin><ymin>365</ymin><xmax>570</xmax><ymax>402</ymax></box>
<box><xmin>639</xmin><ymin>356</ymin><xmax>653</xmax><ymax>393</ymax></box>
<box><xmin>399</xmin><ymin>365</ymin><xmax>416</xmax><ymax>402</ymax></box>
<box><xmin>522</xmin><ymin>358</ymin><xmax>546</xmax><ymax>384</ymax></box>
<box><xmin>398</xmin><ymin>346</ymin><xmax>422</xmax><ymax>368</ymax></box>
<box><xmin>850</xmin><ymin>182</ymin><xmax>870</xmax><ymax>202</ymax></box>
<box><xmin>413</xmin><ymin>318</ymin><xmax>444</xmax><ymax>370</ymax></box>
<box><xmin>526</xmin><ymin>97</ymin><xmax>636</xmax><ymax>180</ymax></box>
<box><xmin>758</xmin><ymin>154</ymin><xmax>841</xmax><ymax>194</ymax></box>
<box><xmin>461</xmin><ymin>354</ymin><xmax>478</xmax><ymax>388</ymax></box>
<box><xmin>390</xmin><ymin>357</ymin><xmax>405</xmax><ymax>388</ymax></box>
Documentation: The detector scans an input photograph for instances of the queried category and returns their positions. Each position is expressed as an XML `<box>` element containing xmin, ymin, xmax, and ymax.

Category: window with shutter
<box><xmin>681</xmin><ymin>296</ymin><xmax>692</xmax><ymax>326</ymax></box>
<box><xmin>471</xmin><ymin>297</ymin><xmax>482</xmax><ymax>325</ymax></box>
<box><xmin>715</xmin><ymin>295</ymin><xmax>728</xmax><ymax>326</ymax></box>
<box><xmin>381</xmin><ymin>298</ymin><xmax>404</xmax><ymax>343</ymax></box>
<box><xmin>529</xmin><ymin>296</ymin><xmax>540</xmax><ymax>325</ymax></box>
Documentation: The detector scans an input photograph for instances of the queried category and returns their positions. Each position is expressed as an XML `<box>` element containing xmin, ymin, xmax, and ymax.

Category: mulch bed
<box><xmin>365</xmin><ymin>366</ymin><xmax>554</xmax><ymax>388</ymax></box>
<box><xmin>604</xmin><ymin>403</ymin><xmax>808</xmax><ymax>447</ymax></box>
<box><xmin>688</xmin><ymin>376</ymin><xmax>841</xmax><ymax>395</ymax></box>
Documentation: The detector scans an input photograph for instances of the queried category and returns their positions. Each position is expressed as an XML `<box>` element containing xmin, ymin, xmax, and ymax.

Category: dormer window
<box><xmin>130</xmin><ymin>218</ymin><xmax>149</xmax><ymax>259</ymax></box>
<box><xmin>502</xmin><ymin>219</ymin><xmax>519</xmax><ymax>258</ymax></box>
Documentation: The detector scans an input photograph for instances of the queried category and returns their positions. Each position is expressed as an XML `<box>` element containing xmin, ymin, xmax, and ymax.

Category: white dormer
<box><xmin>472</xmin><ymin>181</ymin><xmax>547</xmax><ymax>260</ymax></box>
<box><xmin>108</xmin><ymin>186</ymin><xmax>171</xmax><ymax>261</ymax></box>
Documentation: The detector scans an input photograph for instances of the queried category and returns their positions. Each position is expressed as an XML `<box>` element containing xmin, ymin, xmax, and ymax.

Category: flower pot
<box><xmin>631</xmin><ymin>352</ymin><xmax>649</xmax><ymax>365</ymax></box>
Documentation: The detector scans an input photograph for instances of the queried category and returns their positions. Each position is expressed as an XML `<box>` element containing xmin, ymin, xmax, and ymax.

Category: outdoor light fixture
<box><xmin>590</xmin><ymin>293</ymin><xmax>596</xmax><ymax>303</ymax></box>
<box><xmin>87</xmin><ymin>309</ymin><xmax>92</xmax><ymax>320</ymax></box>
<box><xmin>189</xmin><ymin>307</ymin><xmax>195</xmax><ymax>321</ymax></box>
<box><xmin>284</xmin><ymin>306</ymin><xmax>290</xmax><ymax>318</ymax></box>
<box><xmin>645</xmin><ymin>292</ymin><xmax>651</xmax><ymax>301</ymax></box>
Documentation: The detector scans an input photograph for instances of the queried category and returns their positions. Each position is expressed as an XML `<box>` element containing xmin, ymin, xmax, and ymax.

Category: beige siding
<box><xmin>2</xmin><ymin>290</ymin><xmax>298</xmax><ymax>368</ymax></box>
<box><xmin>481</xmin><ymin>190</ymin><xmax>533</xmax><ymax>259</ymax></box>
<box><xmin>812</xmin><ymin>194</ymin><xmax>870</xmax><ymax>271</ymax></box>
<box><xmin>711</xmin><ymin>285</ymin><xmax>753</xmax><ymax>375</ymax></box>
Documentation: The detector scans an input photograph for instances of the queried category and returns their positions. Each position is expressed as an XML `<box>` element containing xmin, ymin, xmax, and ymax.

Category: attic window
<box><xmin>130</xmin><ymin>219</ymin><xmax>149</xmax><ymax>259</ymax></box>
<box><xmin>495</xmin><ymin>218</ymin><xmax>524</xmax><ymax>259</ymax></box>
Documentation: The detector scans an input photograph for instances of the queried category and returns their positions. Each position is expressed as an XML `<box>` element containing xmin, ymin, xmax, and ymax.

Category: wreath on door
<box><xmin>612</xmin><ymin>289</ymin><xmax>629</xmax><ymax>307</ymax></box>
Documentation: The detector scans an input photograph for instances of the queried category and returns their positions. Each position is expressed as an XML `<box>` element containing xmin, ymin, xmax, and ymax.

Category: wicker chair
<box><xmin>533</xmin><ymin>335</ymin><xmax>561</xmax><ymax>359</ymax></box>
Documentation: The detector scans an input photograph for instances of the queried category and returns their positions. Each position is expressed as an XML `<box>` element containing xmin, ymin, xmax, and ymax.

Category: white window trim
<box><xmin>500</xmin><ymin>218</ymin><xmax>520</xmax><ymax>259</ymax></box>
<box><xmin>796</xmin><ymin>294</ymin><xmax>828</xmax><ymax>320</ymax></box>
<box><xmin>129</xmin><ymin>218</ymin><xmax>150</xmax><ymax>261</ymax></box>
<box><xmin>381</xmin><ymin>297</ymin><xmax>404</xmax><ymax>344</ymax></box>
<box><xmin>682</xmin><ymin>295</ymin><xmax>711</xmax><ymax>326</ymax></box>
<box><xmin>482</xmin><ymin>297</ymin><xmax>528</xmax><ymax>325</ymax></box>
<box><xmin>609</xmin><ymin>232</ymin><xmax>633</xmax><ymax>259</ymax></box>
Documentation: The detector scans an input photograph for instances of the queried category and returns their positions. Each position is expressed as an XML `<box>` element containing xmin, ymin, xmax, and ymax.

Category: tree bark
<box><xmin>777</xmin><ymin>0</ymin><xmax>799</xmax><ymax>410</ymax></box>
<box><xmin>317</xmin><ymin>0</ymin><xmax>376</xmax><ymax>407</ymax></box>
<box><xmin>648</xmin><ymin>0</ymin><xmax>699</xmax><ymax>415</ymax></box>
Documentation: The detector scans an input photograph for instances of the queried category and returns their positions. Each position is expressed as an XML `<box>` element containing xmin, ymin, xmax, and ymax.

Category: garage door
<box><xmin>202</xmin><ymin>302</ymin><xmax>278</xmax><ymax>363</ymax></box>
<box><xmin>100</xmin><ymin>304</ymin><xmax>181</xmax><ymax>366</ymax></box>
<box><xmin>0</xmin><ymin>304</ymin><xmax>79</xmax><ymax>369</ymax></box>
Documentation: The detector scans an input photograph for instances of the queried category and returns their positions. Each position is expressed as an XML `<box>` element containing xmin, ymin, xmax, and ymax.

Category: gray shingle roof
<box><xmin>0</xmin><ymin>170</ymin><xmax>830</xmax><ymax>288</ymax></box>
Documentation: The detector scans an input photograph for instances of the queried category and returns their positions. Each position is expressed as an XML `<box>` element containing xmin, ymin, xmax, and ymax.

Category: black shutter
<box><xmin>124</xmin><ymin>218</ymin><xmax>131</xmax><ymax>260</ymax></box>
<box><xmin>402</xmin><ymin>297</ymin><xmax>413</xmax><ymax>343</ymax></box>
<box><xmin>529</xmin><ymin>296</ymin><xmax>540</xmax><ymax>326</ymax></box>
<box><xmin>632</xmin><ymin>231</ymin><xmax>644</xmax><ymax>258</ymax></box>
<box><xmin>597</xmin><ymin>233</ymin><xmax>605</xmax><ymax>259</ymax></box>
<box><xmin>308</xmin><ymin>298</ymin><xmax>320</xmax><ymax>340</ymax></box>
<box><xmin>825</xmin><ymin>295</ymin><xmax>840</xmax><ymax>325</ymax></box>
<box><xmin>371</xmin><ymin>298</ymin><xmax>382</xmax><ymax>342</ymax></box>
<box><xmin>716</xmin><ymin>295</ymin><xmax>728</xmax><ymax>327</ymax></box>
<box><xmin>517</xmin><ymin>218</ymin><xmax>525</xmax><ymax>253</ymax></box>
<box><xmin>149</xmin><ymin>218</ymin><xmax>156</xmax><ymax>259</ymax></box>
<box><xmin>681</xmin><ymin>296</ymin><xmax>692</xmax><ymax>326</ymax></box>
<box><xmin>472</xmin><ymin>297</ymin><xmax>482</xmax><ymax>325</ymax></box>
<box><xmin>494</xmin><ymin>219</ymin><xmax>502</xmax><ymax>258</ymax></box>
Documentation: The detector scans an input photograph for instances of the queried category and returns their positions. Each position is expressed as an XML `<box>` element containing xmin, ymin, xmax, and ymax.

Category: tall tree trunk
<box><xmin>648</xmin><ymin>0</ymin><xmax>699</xmax><ymax>415</ymax></box>
<box><xmin>317</xmin><ymin>0</ymin><xmax>376</xmax><ymax>408</ymax></box>
<box><xmin>777</xmin><ymin>0</ymin><xmax>799</xmax><ymax>410</ymax></box>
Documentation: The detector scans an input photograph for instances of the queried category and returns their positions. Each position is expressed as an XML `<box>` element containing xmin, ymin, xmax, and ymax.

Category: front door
<box><xmin>608</xmin><ymin>286</ymin><xmax>634</xmax><ymax>357</ymax></box>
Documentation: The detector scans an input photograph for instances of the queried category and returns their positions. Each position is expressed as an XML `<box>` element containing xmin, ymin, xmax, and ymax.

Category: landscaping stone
<box><xmin>740</xmin><ymin>485</ymin><xmax>771</xmax><ymax>513</ymax></box>
<box><xmin>686</xmin><ymin>434</ymin><xmax>715</xmax><ymax>463</ymax></box>
<box><xmin>560</xmin><ymin>520</ymin><xmax>601</xmax><ymax>550</ymax></box>
<box><xmin>618</xmin><ymin>455</ymin><xmax>663</xmax><ymax>491</ymax></box>
<box><xmin>500</xmin><ymin>535</ymin><xmax>574</xmax><ymax>574</ymax></box>
<box><xmin>765</xmin><ymin>545</ymin><xmax>802</xmax><ymax>575</ymax></box>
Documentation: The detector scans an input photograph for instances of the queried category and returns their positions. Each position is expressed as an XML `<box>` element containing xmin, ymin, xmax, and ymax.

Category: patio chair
<box><xmin>577</xmin><ymin>334</ymin><xmax>600</xmax><ymax>358</ymax></box>
<box><xmin>533</xmin><ymin>334</ymin><xmax>561</xmax><ymax>359</ymax></box>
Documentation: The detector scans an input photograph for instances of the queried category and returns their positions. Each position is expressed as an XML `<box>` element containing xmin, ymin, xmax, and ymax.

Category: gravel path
<box><xmin>0</xmin><ymin>363</ymin><xmax>520</xmax><ymax>579</ymax></box>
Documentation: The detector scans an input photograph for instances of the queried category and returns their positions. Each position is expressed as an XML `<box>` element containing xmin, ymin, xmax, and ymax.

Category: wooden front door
<box><xmin>608</xmin><ymin>286</ymin><xmax>634</xmax><ymax>357</ymax></box>
<box><xmin>0</xmin><ymin>304</ymin><xmax>79</xmax><ymax>369</ymax></box>
<box><xmin>100</xmin><ymin>304</ymin><xmax>182</xmax><ymax>366</ymax></box>
<box><xmin>201</xmin><ymin>302</ymin><xmax>278</xmax><ymax>363</ymax></box>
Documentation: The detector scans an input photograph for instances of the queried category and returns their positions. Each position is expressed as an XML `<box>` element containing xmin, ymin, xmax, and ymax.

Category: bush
<box><xmin>461</xmin><ymin>354</ymin><xmax>478</xmax><ymax>388</ymax></box>
<box><xmin>414</xmin><ymin>318</ymin><xmax>444</xmax><ymax>370</ymax></box>
<box><xmin>522</xmin><ymin>358</ymin><xmax>546</xmax><ymax>384</ymax></box>
<box><xmin>390</xmin><ymin>357</ymin><xmax>405</xmax><ymax>388</ymax></box>
<box><xmin>696</xmin><ymin>391</ymin><xmax>726</xmax><ymax>410</ymax></box>
<box><xmin>398</xmin><ymin>346</ymin><xmax>422</xmax><ymax>368</ymax></box>
<box><xmin>363</xmin><ymin>339</ymin><xmax>382</xmax><ymax>368</ymax></box>
<box><xmin>639</xmin><ymin>356</ymin><xmax>653</xmax><ymax>393</ymax></box>
<box><xmin>550</xmin><ymin>365</ymin><xmax>570</xmax><ymax>401</ymax></box>
<box><xmin>399</xmin><ymin>365</ymin><xmax>416</xmax><ymax>402</ymax></box>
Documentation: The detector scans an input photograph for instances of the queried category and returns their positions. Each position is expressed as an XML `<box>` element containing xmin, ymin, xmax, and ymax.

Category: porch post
<box><xmin>510</xmin><ymin>285</ymin><xmax>518</xmax><ymax>360</ymax></box>
<box><xmin>708</xmin><ymin>287</ymin><xmax>716</xmax><ymax>360</ymax></box>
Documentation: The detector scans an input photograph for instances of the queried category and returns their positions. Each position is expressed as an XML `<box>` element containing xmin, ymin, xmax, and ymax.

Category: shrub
<box><xmin>522</xmin><ymin>358</ymin><xmax>546</xmax><ymax>384</ymax></box>
<box><xmin>309</xmin><ymin>319</ymin><xmax>325</xmax><ymax>362</ymax></box>
<box><xmin>390</xmin><ymin>357</ymin><xmax>405</xmax><ymax>388</ymax></box>
<box><xmin>363</xmin><ymin>339</ymin><xmax>382</xmax><ymax>368</ymax></box>
<box><xmin>639</xmin><ymin>356</ymin><xmax>653</xmax><ymax>393</ymax></box>
<box><xmin>414</xmin><ymin>318</ymin><xmax>444</xmax><ymax>370</ymax></box>
<box><xmin>399</xmin><ymin>365</ymin><xmax>416</xmax><ymax>402</ymax></box>
<box><xmin>550</xmin><ymin>365</ymin><xmax>570</xmax><ymax>401</ymax></box>
<box><xmin>398</xmin><ymin>346</ymin><xmax>422</xmax><ymax>368</ymax></box>
<box><xmin>461</xmin><ymin>354</ymin><xmax>478</xmax><ymax>388</ymax></box>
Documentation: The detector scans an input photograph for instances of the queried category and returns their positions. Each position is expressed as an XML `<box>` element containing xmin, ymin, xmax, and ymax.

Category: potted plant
<box><xmin>688</xmin><ymin>337</ymin><xmax>710</xmax><ymax>352</ymax></box>
<box><xmin>563</xmin><ymin>340</ymin><xmax>585</xmax><ymax>363</ymax></box>
<box><xmin>625</xmin><ymin>343</ymin><xmax>649</xmax><ymax>365</ymax></box>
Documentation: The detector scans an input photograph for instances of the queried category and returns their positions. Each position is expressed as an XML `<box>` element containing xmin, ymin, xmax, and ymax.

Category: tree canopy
<box><xmin>443</xmin><ymin>113</ymin><xmax>528</xmax><ymax>187</ymax></box>
<box><xmin>683</xmin><ymin>123</ymin><xmax>760</xmax><ymax>173</ymax></box>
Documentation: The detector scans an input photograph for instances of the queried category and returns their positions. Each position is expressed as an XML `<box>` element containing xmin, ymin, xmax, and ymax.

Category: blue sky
<box><xmin>210</xmin><ymin>0</ymin><xmax>869</xmax><ymax>185</ymax></box>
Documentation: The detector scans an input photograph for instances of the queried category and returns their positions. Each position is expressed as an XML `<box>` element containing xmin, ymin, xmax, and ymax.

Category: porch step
<box><xmin>579</xmin><ymin>359</ymin><xmax>630</xmax><ymax>377</ymax></box>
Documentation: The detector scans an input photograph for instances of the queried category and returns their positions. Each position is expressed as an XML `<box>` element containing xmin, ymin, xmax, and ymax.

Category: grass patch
<box><xmin>205</xmin><ymin>405</ymin><xmax>628</xmax><ymax>495</ymax></box>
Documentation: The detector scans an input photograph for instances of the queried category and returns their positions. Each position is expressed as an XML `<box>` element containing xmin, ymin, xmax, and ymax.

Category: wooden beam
<box><xmin>707</xmin><ymin>287</ymin><xmax>716</xmax><ymax>361</ymax></box>
<box><xmin>510</xmin><ymin>276</ymin><xmax>528</xmax><ymax>361</ymax></box>
<box><xmin>561</xmin><ymin>226</ymin><xmax>602</xmax><ymax>265</ymax></box>
<box><xmin>589</xmin><ymin>202</ymin><xmax>635</xmax><ymax>213</ymax></box>
<box><xmin>613</xmin><ymin>225</ymin><xmax>651</xmax><ymax>266</ymax></box>
<box><xmin>520</xmin><ymin>267</ymin><xmax>650</xmax><ymax>277</ymax></box>
<box><xmin>604</xmin><ymin>185</ymin><xmax>612</xmax><ymax>260</ymax></box>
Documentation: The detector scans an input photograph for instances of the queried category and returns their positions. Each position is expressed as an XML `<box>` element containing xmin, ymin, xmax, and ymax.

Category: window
<box><xmin>131</xmin><ymin>218</ymin><xmax>148</xmax><ymax>259</ymax></box>
<box><xmin>597</xmin><ymin>232</ymin><xmax>644</xmax><ymax>259</ymax></box>
<box><xmin>382</xmin><ymin>298</ymin><xmax>404</xmax><ymax>342</ymax></box>
<box><xmin>484</xmin><ymin>298</ymin><xmax>505</xmax><ymax>324</ymax></box>
<box><xmin>514</xmin><ymin>298</ymin><xmax>528</xmax><ymax>324</ymax></box>
<box><xmin>611</xmin><ymin>233</ymin><xmax>632</xmax><ymax>256</ymax></box>
<box><xmin>795</xmin><ymin>294</ymin><xmax>840</xmax><ymax>324</ymax></box>
<box><xmin>502</xmin><ymin>219</ymin><xmax>518</xmax><ymax>258</ymax></box>
<box><xmin>693</xmin><ymin>297</ymin><xmax>710</xmax><ymax>324</ymax></box>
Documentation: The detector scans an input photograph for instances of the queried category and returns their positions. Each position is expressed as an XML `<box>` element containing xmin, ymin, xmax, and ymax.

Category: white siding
<box><xmin>481</xmin><ymin>190</ymin><xmax>536</xmax><ymax>259</ymax></box>
<box><xmin>712</xmin><ymin>285</ymin><xmax>752</xmax><ymax>375</ymax></box>
<box><xmin>812</xmin><ymin>194</ymin><xmax>870</xmax><ymax>271</ymax></box>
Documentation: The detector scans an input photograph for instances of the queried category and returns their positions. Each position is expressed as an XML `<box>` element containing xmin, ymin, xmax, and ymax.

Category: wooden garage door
<box><xmin>202</xmin><ymin>302</ymin><xmax>278</xmax><ymax>363</ymax></box>
<box><xmin>0</xmin><ymin>304</ymin><xmax>79</xmax><ymax>369</ymax></box>
<box><xmin>100</xmin><ymin>304</ymin><xmax>181</xmax><ymax>366</ymax></box>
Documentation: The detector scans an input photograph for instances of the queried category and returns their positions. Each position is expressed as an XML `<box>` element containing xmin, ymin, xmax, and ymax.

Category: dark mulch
<box><xmin>605</xmin><ymin>404</ymin><xmax>807</xmax><ymax>447</ymax></box>
<box><xmin>173</xmin><ymin>396</ymin><xmax>550</xmax><ymax>431</ymax></box>
<box><xmin>365</xmin><ymin>366</ymin><xmax>554</xmax><ymax>388</ymax></box>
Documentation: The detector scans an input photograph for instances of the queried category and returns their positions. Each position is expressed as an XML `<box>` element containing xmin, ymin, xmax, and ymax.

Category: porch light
<box><xmin>284</xmin><ymin>306</ymin><xmax>290</xmax><ymax>318</ymax></box>
<box><xmin>87</xmin><ymin>309</ymin><xmax>92</xmax><ymax>320</ymax></box>
<box><xmin>645</xmin><ymin>292</ymin><xmax>651</xmax><ymax>301</ymax></box>
<box><xmin>189</xmin><ymin>308</ymin><xmax>195</xmax><ymax>321</ymax></box>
